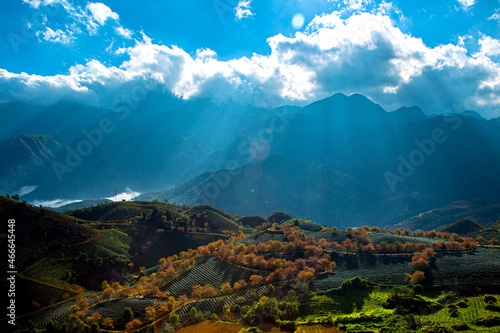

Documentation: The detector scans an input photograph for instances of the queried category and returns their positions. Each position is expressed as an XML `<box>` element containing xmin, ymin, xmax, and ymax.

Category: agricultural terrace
<box><xmin>15</xmin><ymin>219</ymin><xmax>500</xmax><ymax>333</ymax></box>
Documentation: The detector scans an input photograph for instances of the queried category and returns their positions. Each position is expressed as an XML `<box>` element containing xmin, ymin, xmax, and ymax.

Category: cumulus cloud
<box><xmin>86</xmin><ymin>2</ymin><xmax>119</xmax><ymax>25</ymax></box>
<box><xmin>115</xmin><ymin>26</ymin><xmax>133</xmax><ymax>39</ymax></box>
<box><xmin>23</xmin><ymin>0</ymin><xmax>133</xmax><ymax>41</ymax></box>
<box><xmin>477</xmin><ymin>35</ymin><xmax>500</xmax><ymax>57</ymax></box>
<box><xmin>1</xmin><ymin>10</ymin><xmax>500</xmax><ymax>117</ymax></box>
<box><xmin>235</xmin><ymin>0</ymin><xmax>254</xmax><ymax>20</ymax></box>
<box><xmin>36</xmin><ymin>27</ymin><xmax>74</xmax><ymax>44</ymax></box>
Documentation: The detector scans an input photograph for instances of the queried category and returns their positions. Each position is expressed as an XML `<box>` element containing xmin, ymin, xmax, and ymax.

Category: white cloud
<box><xmin>115</xmin><ymin>26</ymin><xmax>133</xmax><ymax>39</ymax></box>
<box><xmin>86</xmin><ymin>2</ymin><xmax>119</xmax><ymax>26</ymax></box>
<box><xmin>489</xmin><ymin>11</ymin><xmax>500</xmax><ymax>21</ymax></box>
<box><xmin>22</xmin><ymin>0</ymin><xmax>69</xmax><ymax>9</ymax></box>
<box><xmin>17</xmin><ymin>185</ymin><xmax>38</xmax><ymax>196</ymax></box>
<box><xmin>36</xmin><ymin>27</ymin><xmax>75</xmax><ymax>44</ymax></box>
<box><xmin>477</xmin><ymin>35</ymin><xmax>500</xmax><ymax>57</ymax></box>
<box><xmin>329</xmin><ymin>0</ymin><xmax>373</xmax><ymax>12</ymax></box>
<box><xmin>107</xmin><ymin>188</ymin><xmax>140</xmax><ymax>201</ymax></box>
<box><xmin>235</xmin><ymin>0</ymin><xmax>254</xmax><ymax>20</ymax></box>
<box><xmin>456</xmin><ymin>0</ymin><xmax>476</xmax><ymax>10</ymax></box>
<box><xmin>1</xmin><ymin>11</ymin><xmax>500</xmax><ymax>117</ymax></box>
<box><xmin>31</xmin><ymin>199</ymin><xmax>82</xmax><ymax>208</ymax></box>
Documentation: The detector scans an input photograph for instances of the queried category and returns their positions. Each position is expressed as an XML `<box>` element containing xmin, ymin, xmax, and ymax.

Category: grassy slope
<box><xmin>0</xmin><ymin>196</ymin><xmax>94</xmax><ymax>270</ymax></box>
<box><xmin>66</xmin><ymin>200</ymin><xmax>179</xmax><ymax>222</ymax></box>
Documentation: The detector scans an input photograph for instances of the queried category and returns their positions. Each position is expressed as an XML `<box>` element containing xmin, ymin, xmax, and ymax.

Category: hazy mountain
<box><xmin>393</xmin><ymin>198</ymin><xmax>500</xmax><ymax>231</ymax></box>
<box><xmin>136</xmin><ymin>155</ymin><xmax>436</xmax><ymax>226</ymax></box>
<box><xmin>3</xmin><ymin>92</ymin><xmax>500</xmax><ymax>227</ymax></box>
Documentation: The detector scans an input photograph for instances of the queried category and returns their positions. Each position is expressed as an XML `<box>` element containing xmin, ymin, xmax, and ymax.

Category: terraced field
<box><xmin>416</xmin><ymin>295</ymin><xmax>500</xmax><ymax>331</ymax></box>
<box><xmin>431</xmin><ymin>248</ymin><xmax>500</xmax><ymax>286</ymax></box>
<box><xmin>313</xmin><ymin>247</ymin><xmax>500</xmax><ymax>291</ymax></box>
<box><xmin>312</xmin><ymin>255</ymin><xmax>413</xmax><ymax>291</ymax></box>
<box><xmin>369</xmin><ymin>233</ymin><xmax>434</xmax><ymax>245</ymax></box>
<box><xmin>134</xmin><ymin>231</ymin><xmax>228</xmax><ymax>268</ymax></box>
<box><xmin>161</xmin><ymin>257</ymin><xmax>268</xmax><ymax>296</ymax></box>
<box><xmin>23</xmin><ymin>229</ymin><xmax>133</xmax><ymax>287</ymax></box>
<box><xmin>173</xmin><ymin>281</ymin><xmax>301</xmax><ymax>322</ymax></box>
<box><xmin>297</xmin><ymin>325</ymin><xmax>344</xmax><ymax>333</ymax></box>
<box><xmin>27</xmin><ymin>294</ymin><xmax>101</xmax><ymax>330</ymax></box>
<box><xmin>87</xmin><ymin>297</ymin><xmax>158</xmax><ymax>322</ymax></box>
<box><xmin>175</xmin><ymin>321</ymin><xmax>244</xmax><ymax>333</ymax></box>
<box><xmin>239</xmin><ymin>232</ymin><xmax>287</xmax><ymax>246</ymax></box>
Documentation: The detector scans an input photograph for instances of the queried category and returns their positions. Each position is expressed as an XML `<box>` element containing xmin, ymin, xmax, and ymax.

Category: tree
<box><xmin>169</xmin><ymin>313</ymin><xmax>180</xmax><ymax>327</ymax></box>
<box><xmin>489</xmin><ymin>238</ymin><xmax>499</xmax><ymax>246</ymax></box>
<box><xmin>189</xmin><ymin>306</ymin><xmax>198</xmax><ymax>319</ymax></box>
<box><xmin>410</xmin><ymin>271</ymin><xmax>425</xmax><ymax>284</ymax></box>
<box><xmin>12</xmin><ymin>194</ymin><xmax>20</xmax><ymax>201</ymax></box>
<box><xmin>145</xmin><ymin>306</ymin><xmax>155</xmax><ymax>322</ymax></box>
<box><xmin>101</xmin><ymin>318</ymin><xmax>114</xmax><ymax>329</ymax></box>
<box><xmin>125</xmin><ymin>319</ymin><xmax>143</xmax><ymax>332</ymax></box>
<box><xmin>191</xmin><ymin>285</ymin><xmax>203</xmax><ymax>298</ymax></box>
<box><xmin>77</xmin><ymin>298</ymin><xmax>89</xmax><ymax>309</ymax></box>
<box><xmin>221</xmin><ymin>282</ymin><xmax>233</xmax><ymax>294</ymax></box>
<box><xmin>101</xmin><ymin>280</ymin><xmax>110</xmax><ymax>291</ymax></box>
<box><xmin>123</xmin><ymin>307</ymin><xmax>133</xmax><ymax>323</ymax></box>
<box><xmin>103</xmin><ymin>287</ymin><xmax>115</xmax><ymax>299</ymax></box>
<box><xmin>250</xmin><ymin>275</ymin><xmax>264</xmax><ymax>286</ymax></box>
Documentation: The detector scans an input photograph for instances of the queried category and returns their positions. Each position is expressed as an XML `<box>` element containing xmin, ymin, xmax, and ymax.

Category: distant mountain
<box><xmin>0</xmin><ymin>134</ymin><xmax>61</xmax><ymax>194</ymax></box>
<box><xmin>393</xmin><ymin>198</ymin><xmax>500</xmax><ymax>231</ymax></box>
<box><xmin>3</xmin><ymin>92</ymin><xmax>500</xmax><ymax>227</ymax></box>
<box><xmin>136</xmin><ymin>155</ymin><xmax>435</xmax><ymax>226</ymax></box>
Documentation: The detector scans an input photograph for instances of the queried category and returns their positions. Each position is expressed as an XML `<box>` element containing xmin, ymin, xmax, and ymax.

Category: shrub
<box><xmin>189</xmin><ymin>307</ymin><xmax>198</xmax><ymax>319</ymax></box>
<box><xmin>473</xmin><ymin>315</ymin><xmax>500</xmax><ymax>327</ymax></box>
<box><xmin>169</xmin><ymin>313</ymin><xmax>180</xmax><ymax>326</ymax></box>
<box><xmin>484</xmin><ymin>295</ymin><xmax>497</xmax><ymax>304</ymax></box>
<box><xmin>123</xmin><ymin>307</ymin><xmax>133</xmax><ymax>323</ymax></box>
<box><xmin>413</xmin><ymin>284</ymin><xmax>424</xmax><ymax>295</ymax></box>
<box><xmin>485</xmin><ymin>304</ymin><xmax>500</xmax><ymax>312</ymax></box>
<box><xmin>451</xmin><ymin>323</ymin><xmax>470</xmax><ymax>331</ymax></box>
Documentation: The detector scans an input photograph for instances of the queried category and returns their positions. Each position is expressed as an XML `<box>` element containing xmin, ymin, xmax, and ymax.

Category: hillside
<box><xmin>440</xmin><ymin>218</ymin><xmax>484</xmax><ymax>235</ymax></box>
<box><xmin>4</xmin><ymin>199</ymin><xmax>500</xmax><ymax>333</ymax></box>
<box><xmin>0</xmin><ymin>134</ymin><xmax>61</xmax><ymax>194</ymax></box>
<box><xmin>395</xmin><ymin>197</ymin><xmax>500</xmax><ymax>231</ymax></box>
<box><xmin>138</xmin><ymin>155</ymin><xmax>434</xmax><ymax>227</ymax></box>
<box><xmin>0</xmin><ymin>196</ymin><xmax>94</xmax><ymax>270</ymax></box>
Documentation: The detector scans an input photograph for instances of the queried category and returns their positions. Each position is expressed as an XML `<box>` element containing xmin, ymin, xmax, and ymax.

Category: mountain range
<box><xmin>3</xmin><ymin>92</ymin><xmax>500</xmax><ymax>226</ymax></box>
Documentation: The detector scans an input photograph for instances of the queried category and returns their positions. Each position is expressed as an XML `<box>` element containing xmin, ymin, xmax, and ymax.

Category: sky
<box><xmin>0</xmin><ymin>0</ymin><xmax>500</xmax><ymax>117</ymax></box>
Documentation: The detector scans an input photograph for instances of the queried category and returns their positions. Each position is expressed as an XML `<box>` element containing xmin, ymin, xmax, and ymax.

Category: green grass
<box><xmin>418</xmin><ymin>295</ymin><xmax>500</xmax><ymax>331</ymax></box>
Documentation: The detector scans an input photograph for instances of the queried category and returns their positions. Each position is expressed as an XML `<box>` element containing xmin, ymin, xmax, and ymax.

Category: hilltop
<box><xmin>440</xmin><ymin>218</ymin><xmax>484</xmax><ymax>235</ymax></box>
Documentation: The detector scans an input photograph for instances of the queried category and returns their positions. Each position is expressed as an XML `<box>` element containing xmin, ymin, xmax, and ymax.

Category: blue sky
<box><xmin>1</xmin><ymin>0</ymin><xmax>500</xmax><ymax>117</ymax></box>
